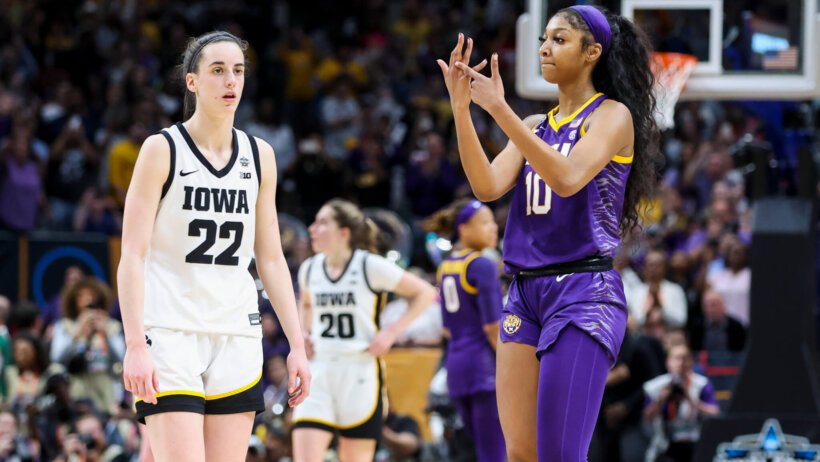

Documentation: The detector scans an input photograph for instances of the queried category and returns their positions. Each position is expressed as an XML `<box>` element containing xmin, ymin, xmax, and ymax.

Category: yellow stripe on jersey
<box><xmin>548</xmin><ymin>93</ymin><xmax>604</xmax><ymax>131</ymax></box>
<box><xmin>438</xmin><ymin>251</ymin><xmax>480</xmax><ymax>294</ymax></box>
<box><xmin>612</xmin><ymin>152</ymin><xmax>634</xmax><ymax>164</ymax></box>
<box><xmin>205</xmin><ymin>370</ymin><xmax>262</xmax><ymax>400</ymax></box>
<box><xmin>372</xmin><ymin>292</ymin><xmax>387</xmax><ymax>330</ymax></box>
<box><xmin>292</xmin><ymin>358</ymin><xmax>382</xmax><ymax>429</ymax></box>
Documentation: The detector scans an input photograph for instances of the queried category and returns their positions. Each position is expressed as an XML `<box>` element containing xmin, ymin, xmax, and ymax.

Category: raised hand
<box><xmin>455</xmin><ymin>52</ymin><xmax>506</xmax><ymax>115</ymax></box>
<box><xmin>437</xmin><ymin>33</ymin><xmax>487</xmax><ymax>110</ymax></box>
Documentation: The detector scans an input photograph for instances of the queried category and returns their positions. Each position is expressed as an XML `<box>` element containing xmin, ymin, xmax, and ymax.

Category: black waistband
<box><xmin>516</xmin><ymin>256</ymin><xmax>613</xmax><ymax>278</ymax></box>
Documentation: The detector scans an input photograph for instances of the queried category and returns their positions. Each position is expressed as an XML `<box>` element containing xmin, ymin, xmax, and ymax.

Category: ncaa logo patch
<box><xmin>240</xmin><ymin>156</ymin><xmax>249</xmax><ymax>167</ymax></box>
<box><xmin>503</xmin><ymin>314</ymin><xmax>522</xmax><ymax>335</ymax></box>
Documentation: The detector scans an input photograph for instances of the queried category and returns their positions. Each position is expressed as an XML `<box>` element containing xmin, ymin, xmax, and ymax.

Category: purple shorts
<box><xmin>500</xmin><ymin>268</ymin><xmax>627</xmax><ymax>361</ymax></box>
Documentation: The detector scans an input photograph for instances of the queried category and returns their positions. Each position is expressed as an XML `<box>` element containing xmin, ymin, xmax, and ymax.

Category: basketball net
<box><xmin>651</xmin><ymin>52</ymin><xmax>698</xmax><ymax>130</ymax></box>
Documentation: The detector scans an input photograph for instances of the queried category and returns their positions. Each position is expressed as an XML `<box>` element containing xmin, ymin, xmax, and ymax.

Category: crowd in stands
<box><xmin>0</xmin><ymin>0</ymin><xmax>814</xmax><ymax>460</ymax></box>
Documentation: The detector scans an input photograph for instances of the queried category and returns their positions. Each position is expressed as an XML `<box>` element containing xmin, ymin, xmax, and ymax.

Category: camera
<box><xmin>79</xmin><ymin>434</ymin><xmax>97</xmax><ymax>451</ymax></box>
<box><xmin>669</xmin><ymin>379</ymin><xmax>686</xmax><ymax>401</ymax></box>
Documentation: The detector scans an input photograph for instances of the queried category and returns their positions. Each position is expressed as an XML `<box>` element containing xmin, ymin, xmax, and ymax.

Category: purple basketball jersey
<box><xmin>503</xmin><ymin>93</ymin><xmax>633</xmax><ymax>273</ymax></box>
<box><xmin>438</xmin><ymin>250</ymin><xmax>502</xmax><ymax>397</ymax></box>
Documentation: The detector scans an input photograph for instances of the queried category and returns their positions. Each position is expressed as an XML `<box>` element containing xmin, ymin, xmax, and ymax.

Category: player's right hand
<box><xmin>437</xmin><ymin>33</ymin><xmax>487</xmax><ymax>110</ymax></box>
<box><xmin>286</xmin><ymin>347</ymin><xmax>311</xmax><ymax>407</ymax></box>
<box><xmin>123</xmin><ymin>345</ymin><xmax>160</xmax><ymax>405</ymax></box>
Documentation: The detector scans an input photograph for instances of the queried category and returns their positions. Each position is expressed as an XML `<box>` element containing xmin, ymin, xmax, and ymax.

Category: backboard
<box><xmin>516</xmin><ymin>0</ymin><xmax>820</xmax><ymax>100</ymax></box>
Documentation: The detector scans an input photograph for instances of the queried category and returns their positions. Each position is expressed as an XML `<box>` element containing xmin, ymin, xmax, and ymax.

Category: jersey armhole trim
<box><xmin>304</xmin><ymin>257</ymin><xmax>315</xmax><ymax>292</ymax></box>
<box><xmin>362</xmin><ymin>252</ymin><xmax>377</xmax><ymax>294</ymax></box>
<box><xmin>248</xmin><ymin>134</ymin><xmax>262</xmax><ymax>187</ymax></box>
<box><xmin>461</xmin><ymin>252</ymin><xmax>481</xmax><ymax>295</ymax></box>
<box><xmin>159</xmin><ymin>130</ymin><xmax>175</xmax><ymax>200</ymax></box>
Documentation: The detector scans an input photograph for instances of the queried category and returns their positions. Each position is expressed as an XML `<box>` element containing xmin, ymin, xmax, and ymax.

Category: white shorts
<box><xmin>135</xmin><ymin>327</ymin><xmax>264</xmax><ymax>423</ymax></box>
<box><xmin>292</xmin><ymin>353</ymin><xmax>384</xmax><ymax>439</ymax></box>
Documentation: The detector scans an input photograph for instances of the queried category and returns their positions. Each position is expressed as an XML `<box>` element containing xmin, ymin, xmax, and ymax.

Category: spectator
<box><xmin>42</xmin><ymin>265</ymin><xmax>85</xmax><ymax>329</ymax></box>
<box><xmin>706</xmin><ymin>237</ymin><xmax>751</xmax><ymax>327</ymax></box>
<box><xmin>643</xmin><ymin>345</ymin><xmax>719</xmax><ymax>462</ymax></box>
<box><xmin>0</xmin><ymin>409</ymin><xmax>39</xmax><ymax>462</ymax></box>
<box><xmin>0</xmin><ymin>130</ymin><xmax>44</xmax><ymax>233</ymax></box>
<box><xmin>72</xmin><ymin>187</ymin><xmax>122</xmax><ymax>235</ymax></box>
<box><xmin>283</xmin><ymin>135</ymin><xmax>346</xmax><ymax>221</ymax></box>
<box><xmin>107</xmin><ymin>121</ymin><xmax>147</xmax><ymax>208</ymax></box>
<box><xmin>245</xmin><ymin>97</ymin><xmax>296</xmax><ymax>179</ymax></box>
<box><xmin>320</xmin><ymin>74</ymin><xmax>362</xmax><ymax>160</ymax></box>
<box><xmin>404</xmin><ymin>132</ymin><xmax>460</xmax><ymax>219</ymax></box>
<box><xmin>347</xmin><ymin>135</ymin><xmax>392</xmax><ymax>208</ymax></box>
<box><xmin>689</xmin><ymin>289</ymin><xmax>746</xmax><ymax>352</ymax></box>
<box><xmin>626</xmin><ymin>250</ymin><xmax>688</xmax><ymax>328</ymax></box>
<box><xmin>73</xmin><ymin>413</ymin><xmax>128</xmax><ymax>462</ymax></box>
<box><xmin>50</xmin><ymin>277</ymin><xmax>124</xmax><ymax>414</ymax></box>
<box><xmin>5</xmin><ymin>333</ymin><xmax>63</xmax><ymax>416</ymax></box>
<box><xmin>377</xmin><ymin>410</ymin><xmax>422</xmax><ymax>462</ymax></box>
<box><xmin>261</xmin><ymin>355</ymin><xmax>289</xmax><ymax>421</ymax></box>
<box><xmin>44</xmin><ymin>116</ymin><xmax>99</xmax><ymax>230</ymax></box>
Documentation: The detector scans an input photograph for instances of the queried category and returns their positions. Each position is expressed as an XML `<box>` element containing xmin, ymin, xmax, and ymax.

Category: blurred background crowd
<box><xmin>0</xmin><ymin>0</ymin><xmax>818</xmax><ymax>461</ymax></box>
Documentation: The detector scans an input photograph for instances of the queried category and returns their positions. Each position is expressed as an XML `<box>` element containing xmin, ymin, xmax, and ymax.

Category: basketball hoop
<box><xmin>651</xmin><ymin>52</ymin><xmax>698</xmax><ymax>130</ymax></box>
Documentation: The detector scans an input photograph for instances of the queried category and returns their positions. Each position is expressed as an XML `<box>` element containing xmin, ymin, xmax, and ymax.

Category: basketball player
<box><xmin>438</xmin><ymin>5</ymin><xmax>659</xmax><ymax>461</ymax></box>
<box><xmin>292</xmin><ymin>199</ymin><xmax>437</xmax><ymax>462</ymax></box>
<box><xmin>423</xmin><ymin>198</ymin><xmax>506</xmax><ymax>462</ymax></box>
<box><xmin>118</xmin><ymin>31</ymin><xmax>311</xmax><ymax>462</ymax></box>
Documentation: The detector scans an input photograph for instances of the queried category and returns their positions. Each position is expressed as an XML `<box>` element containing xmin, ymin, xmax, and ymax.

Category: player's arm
<box><xmin>296</xmin><ymin>260</ymin><xmax>315</xmax><ymax>359</ymax></box>
<box><xmin>468</xmin><ymin>256</ymin><xmax>504</xmax><ymax>351</ymax></box>
<box><xmin>451</xmin><ymin>109</ymin><xmax>543</xmax><ymax>202</ymax></box>
<box><xmin>253</xmin><ymin>137</ymin><xmax>311</xmax><ymax>405</ymax></box>
<box><xmin>366</xmin><ymin>256</ymin><xmax>437</xmax><ymax>357</ymax></box>
<box><xmin>488</xmin><ymin>99</ymin><xmax>634</xmax><ymax>197</ymax></box>
<box><xmin>118</xmin><ymin>133</ymin><xmax>169</xmax><ymax>404</ymax></box>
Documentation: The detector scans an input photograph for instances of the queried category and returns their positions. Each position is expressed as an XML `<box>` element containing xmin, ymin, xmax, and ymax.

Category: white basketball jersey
<box><xmin>143</xmin><ymin>122</ymin><xmax>261</xmax><ymax>338</ymax></box>
<box><xmin>302</xmin><ymin>250</ymin><xmax>388</xmax><ymax>355</ymax></box>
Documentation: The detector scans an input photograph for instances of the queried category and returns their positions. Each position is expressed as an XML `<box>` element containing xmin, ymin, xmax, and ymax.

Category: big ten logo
<box><xmin>240</xmin><ymin>171</ymin><xmax>252</xmax><ymax>180</ymax></box>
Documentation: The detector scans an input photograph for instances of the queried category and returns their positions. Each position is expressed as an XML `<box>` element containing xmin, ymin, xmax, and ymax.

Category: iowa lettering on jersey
<box><xmin>182</xmin><ymin>186</ymin><xmax>250</xmax><ymax>214</ymax></box>
<box><xmin>314</xmin><ymin>292</ymin><xmax>357</xmax><ymax>306</ymax></box>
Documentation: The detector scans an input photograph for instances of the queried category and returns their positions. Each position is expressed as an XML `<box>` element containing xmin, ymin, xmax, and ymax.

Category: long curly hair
<box><xmin>558</xmin><ymin>6</ymin><xmax>660</xmax><ymax>234</ymax></box>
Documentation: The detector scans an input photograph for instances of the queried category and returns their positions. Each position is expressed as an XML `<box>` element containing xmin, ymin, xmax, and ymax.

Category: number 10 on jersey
<box><xmin>525</xmin><ymin>143</ymin><xmax>570</xmax><ymax>216</ymax></box>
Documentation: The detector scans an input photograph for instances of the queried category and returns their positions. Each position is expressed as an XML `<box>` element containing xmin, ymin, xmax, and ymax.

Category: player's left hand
<box><xmin>286</xmin><ymin>347</ymin><xmax>311</xmax><ymax>407</ymax></box>
<box><xmin>455</xmin><ymin>53</ymin><xmax>506</xmax><ymax>115</ymax></box>
<box><xmin>367</xmin><ymin>329</ymin><xmax>398</xmax><ymax>357</ymax></box>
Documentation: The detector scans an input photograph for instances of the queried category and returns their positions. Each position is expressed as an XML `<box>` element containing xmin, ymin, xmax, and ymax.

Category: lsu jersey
<box><xmin>143</xmin><ymin>122</ymin><xmax>262</xmax><ymax>338</ymax></box>
<box><xmin>503</xmin><ymin>93</ymin><xmax>632</xmax><ymax>273</ymax></box>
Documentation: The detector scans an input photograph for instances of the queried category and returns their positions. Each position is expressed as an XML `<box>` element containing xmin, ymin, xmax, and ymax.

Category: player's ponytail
<box><xmin>559</xmin><ymin>6</ymin><xmax>660</xmax><ymax>234</ymax></box>
<box><xmin>179</xmin><ymin>31</ymin><xmax>249</xmax><ymax>121</ymax></box>
<box><xmin>421</xmin><ymin>198</ymin><xmax>473</xmax><ymax>238</ymax></box>
<box><xmin>325</xmin><ymin>199</ymin><xmax>380</xmax><ymax>253</ymax></box>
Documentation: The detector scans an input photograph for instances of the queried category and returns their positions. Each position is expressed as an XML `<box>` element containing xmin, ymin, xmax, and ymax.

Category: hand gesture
<box><xmin>123</xmin><ymin>344</ymin><xmax>160</xmax><ymax>404</ymax></box>
<box><xmin>286</xmin><ymin>347</ymin><xmax>311</xmax><ymax>407</ymax></box>
<box><xmin>455</xmin><ymin>52</ymin><xmax>506</xmax><ymax>115</ymax></box>
<box><xmin>367</xmin><ymin>328</ymin><xmax>398</xmax><ymax>357</ymax></box>
<box><xmin>436</xmin><ymin>33</ymin><xmax>487</xmax><ymax>111</ymax></box>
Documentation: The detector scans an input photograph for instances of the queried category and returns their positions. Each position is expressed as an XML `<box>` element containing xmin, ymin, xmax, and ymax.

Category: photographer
<box><xmin>57</xmin><ymin>414</ymin><xmax>126</xmax><ymax>462</ymax></box>
<box><xmin>0</xmin><ymin>410</ymin><xmax>38</xmax><ymax>462</ymax></box>
<box><xmin>643</xmin><ymin>345</ymin><xmax>719</xmax><ymax>462</ymax></box>
<box><xmin>50</xmin><ymin>278</ymin><xmax>124</xmax><ymax>414</ymax></box>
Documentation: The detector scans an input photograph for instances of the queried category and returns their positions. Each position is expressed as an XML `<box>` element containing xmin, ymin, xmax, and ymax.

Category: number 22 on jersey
<box><xmin>525</xmin><ymin>143</ymin><xmax>570</xmax><ymax>216</ymax></box>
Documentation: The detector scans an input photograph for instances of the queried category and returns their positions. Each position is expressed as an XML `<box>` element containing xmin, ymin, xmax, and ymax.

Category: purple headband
<box><xmin>452</xmin><ymin>200</ymin><xmax>483</xmax><ymax>241</ymax></box>
<box><xmin>569</xmin><ymin>5</ymin><xmax>611</xmax><ymax>55</ymax></box>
